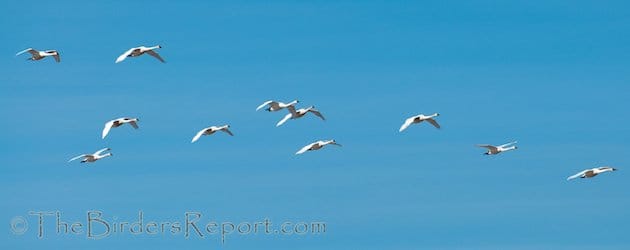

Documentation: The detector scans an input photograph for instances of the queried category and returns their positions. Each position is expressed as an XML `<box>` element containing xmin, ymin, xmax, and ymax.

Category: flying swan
<box><xmin>191</xmin><ymin>125</ymin><xmax>233</xmax><ymax>143</ymax></box>
<box><xmin>399</xmin><ymin>113</ymin><xmax>440</xmax><ymax>132</ymax></box>
<box><xmin>477</xmin><ymin>141</ymin><xmax>518</xmax><ymax>155</ymax></box>
<box><xmin>116</xmin><ymin>45</ymin><xmax>165</xmax><ymax>63</ymax></box>
<box><xmin>16</xmin><ymin>48</ymin><xmax>60</xmax><ymax>62</ymax></box>
<box><xmin>277</xmin><ymin>106</ymin><xmax>325</xmax><ymax>127</ymax></box>
<box><xmin>256</xmin><ymin>100</ymin><xmax>299</xmax><ymax>112</ymax></box>
<box><xmin>567</xmin><ymin>166</ymin><xmax>617</xmax><ymax>180</ymax></box>
<box><xmin>296</xmin><ymin>140</ymin><xmax>342</xmax><ymax>155</ymax></box>
<box><xmin>68</xmin><ymin>148</ymin><xmax>112</xmax><ymax>163</ymax></box>
<box><xmin>102</xmin><ymin>117</ymin><xmax>140</xmax><ymax>139</ymax></box>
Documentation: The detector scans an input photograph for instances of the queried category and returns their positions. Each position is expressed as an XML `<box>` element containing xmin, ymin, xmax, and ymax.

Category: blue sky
<box><xmin>2</xmin><ymin>0</ymin><xmax>630</xmax><ymax>249</ymax></box>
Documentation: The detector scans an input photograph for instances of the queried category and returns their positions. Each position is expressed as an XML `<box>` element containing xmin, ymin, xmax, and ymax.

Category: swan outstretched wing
<box><xmin>129</xmin><ymin>121</ymin><xmax>139</xmax><ymax>129</ymax></box>
<box><xmin>287</xmin><ymin>106</ymin><xmax>297</xmax><ymax>116</ymax></box>
<box><xmin>296</xmin><ymin>143</ymin><xmax>315</xmax><ymax>155</ymax></box>
<box><xmin>276</xmin><ymin>113</ymin><xmax>292</xmax><ymax>127</ymax></box>
<box><xmin>191</xmin><ymin>128</ymin><xmax>208</xmax><ymax>143</ymax></box>
<box><xmin>16</xmin><ymin>48</ymin><xmax>36</xmax><ymax>56</ymax></box>
<box><xmin>146</xmin><ymin>50</ymin><xmax>165</xmax><ymax>63</ymax></box>
<box><xmin>477</xmin><ymin>144</ymin><xmax>498</xmax><ymax>151</ymax></box>
<box><xmin>115</xmin><ymin>48</ymin><xmax>135</xmax><ymax>63</ymax></box>
<box><xmin>399</xmin><ymin>117</ymin><xmax>415</xmax><ymax>132</ymax></box>
<box><xmin>499</xmin><ymin>141</ymin><xmax>518</xmax><ymax>148</ymax></box>
<box><xmin>94</xmin><ymin>148</ymin><xmax>111</xmax><ymax>155</ymax></box>
<box><xmin>309</xmin><ymin>109</ymin><xmax>325</xmax><ymax>120</ymax></box>
<box><xmin>68</xmin><ymin>154</ymin><xmax>88</xmax><ymax>162</ymax></box>
<box><xmin>567</xmin><ymin>170</ymin><xmax>587</xmax><ymax>180</ymax></box>
<box><xmin>221</xmin><ymin>128</ymin><xmax>234</xmax><ymax>136</ymax></box>
<box><xmin>426</xmin><ymin>118</ymin><xmax>441</xmax><ymax>129</ymax></box>
<box><xmin>256</xmin><ymin>100</ymin><xmax>274</xmax><ymax>111</ymax></box>
<box><xmin>102</xmin><ymin>120</ymin><xmax>115</xmax><ymax>139</ymax></box>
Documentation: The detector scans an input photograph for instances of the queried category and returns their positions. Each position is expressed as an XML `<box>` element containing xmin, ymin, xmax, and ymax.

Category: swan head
<box><xmin>157</xmin><ymin>45</ymin><xmax>162</xmax><ymax>49</ymax></box>
<box><xmin>330</xmin><ymin>140</ymin><xmax>342</xmax><ymax>146</ymax></box>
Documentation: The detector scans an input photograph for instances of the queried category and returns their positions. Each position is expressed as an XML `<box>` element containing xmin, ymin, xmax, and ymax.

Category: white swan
<box><xmin>277</xmin><ymin>106</ymin><xmax>325</xmax><ymax>127</ymax></box>
<box><xmin>477</xmin><ymin>141</ymin><xmax>518</xmax><ymax>155</ymax></box>
<box><xmin>115</xmin><ymin>45</ymin><xmax>165</xmax><ymax>63</ymax></box>
<box><xmin>256</xmin><ymin>100</ymin><xmax>299</xmax><ymax>112</ymax></box>
<box><xmin>102</xmin><ymin>117</ymin><xmax>140</xmax><ymax>139</ymax></box>
<box><xmin>399</xmin><ymin>113</ymin><xmax>440</xmax><ymax>132</ymax></box>
<box><xmin>68</xmin><ymin>148</ymin><xmax>112</xmax><ymax>163</ymax></box>
<box><xmin>191</xmin><ymin>125</ymin><xmax>233</xmax><ymax>143</ymax></box>
<box><xmin>296</xmin><ymin>140</ymin><xmax>342</xmax><ymax>155</ymax></box>
<box><xmin>16</xmin><ymin>48</ymin><xmax>60</xmax><ymax>62</ymax></box>
<box><xmin>567</xmin><ymin>167</ymin><xmax>617</xmax><ymax>180</ymax></box>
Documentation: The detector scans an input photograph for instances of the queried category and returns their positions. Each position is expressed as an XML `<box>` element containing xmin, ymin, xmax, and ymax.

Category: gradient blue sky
<box><xmin>2</xmin><ymin>0</ymin><xmax>630</xmax><ymax>249</ymax></box>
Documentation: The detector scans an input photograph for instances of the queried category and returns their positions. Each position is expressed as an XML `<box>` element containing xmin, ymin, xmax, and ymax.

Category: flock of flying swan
<box><xmin>17</xmin><ymin>46</ymin><xmax>617</xmax><ymax>181</ymax></box>
<box><xmin>16</xmin><ymin>45</ymin><xmax>165</xmax><ymax>64</ymax></box>
<box><xmin>255</xmin><ymin>100</ymin><xmax>326</xmax><ymax>127</ymax></box>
